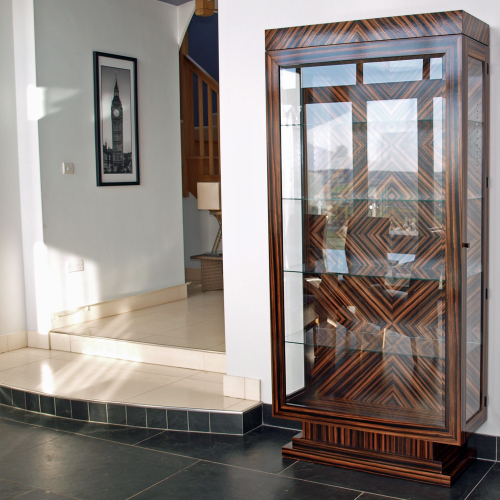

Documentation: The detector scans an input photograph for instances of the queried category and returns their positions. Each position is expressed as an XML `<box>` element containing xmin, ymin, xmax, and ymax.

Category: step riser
<box><xmin>0</xmin><ymin>386</ymin><xmax>261</xmax><ymax>435</ymax></box>
<box><xmin>50</xmin><ymin>332</ymin><xmax>226</xmax><ymax>373</ymax></box>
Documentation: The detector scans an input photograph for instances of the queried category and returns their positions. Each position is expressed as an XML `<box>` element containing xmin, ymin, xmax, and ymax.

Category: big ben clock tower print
<box><xmin>94</xmin><ymin>52</ymin><xmax>140</xmax><ymax>186</ymax></box>
<box><xmin>111</xmin><ymin>76</ymin><xmax>124</xmax><ymax>170</ymax></box>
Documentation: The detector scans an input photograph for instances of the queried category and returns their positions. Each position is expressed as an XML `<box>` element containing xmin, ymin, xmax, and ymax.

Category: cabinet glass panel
<box><xmin>280</xmin><ymin>57</ymin><xmax>447</xmax><ymax>426</ymax></box>
<box><xmin>466</xmin><ymin>57</ymin><xmax>484</xmax><ymax>421</ymax></box>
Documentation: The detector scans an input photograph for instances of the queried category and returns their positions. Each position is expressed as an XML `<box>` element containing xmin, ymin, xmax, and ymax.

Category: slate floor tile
<box><xmin>132</xmin><ymin>460</ymin><xmax>360</xmax><ymax>500</ymax></box>
<box><xmin>12</xmin><ymin>490</ymin><xmax>80</xmax><ymax>499</ymax></box>
<box><xmin>76</xmin><ymin>422</ymin><xmax>164</xmax><ymax>445</ymax></box>
<box><xmin>1</xmin><ymin>409</ymin><xmax>89</xmax><ymax>434</ymax></box>
<box><xmin>0</xmin><ymin>406</ymin><xmax>163</xmax><ymax>446</ymax></box>
<box><xmin>467</xmin><ymin>462</ymin><xmax>500</xmax><ymax>499</ymax></box>
<box><xmin>0</xmin><ymin>478</ymin><xmax>33</xmax><ymax>500</ymax></box>
<box><xmin>358</xmin><ymin>495</ymin><xmax>404</xmax><ymax>500</ymax></box>
<box><xmin>0</xmin><ymin>419</ymin><xmax>60</xmax><ymax>461</ymax></box>
<box><xmin>0</xmin><ymin>431</ymin><xmax>196</xmax><ymax>500</ymax></box>
<box><xmin>280</xmin><ymin>458</ymin><xmax>493</xmax><ymax>500</ymax></box>
<box><xmin>138</xmin><ymin>425</ymin><xmax>298</xmax><ymax>474</ymax></box>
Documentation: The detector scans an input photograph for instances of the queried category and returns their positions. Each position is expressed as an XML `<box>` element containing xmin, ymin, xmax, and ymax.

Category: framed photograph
<box><xmin>94</xmin><ymin>52</ymin><xmax>140</xmax><ymax>186</ymax></box>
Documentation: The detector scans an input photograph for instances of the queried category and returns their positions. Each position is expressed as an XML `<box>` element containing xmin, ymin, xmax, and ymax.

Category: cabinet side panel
<box><xmin>462</xmin><ymin>12</ymin><xmax>489</xmax><ymax>46</ymax></box>
<box><xmin>464</xmin><ymin>39</ymin><xmax>489</xmax><ymax>433</ymax></box>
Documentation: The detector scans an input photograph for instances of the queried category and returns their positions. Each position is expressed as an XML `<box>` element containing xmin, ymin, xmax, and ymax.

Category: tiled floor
<box><xmin>0</xmin><ymin>348</ymin><xmax>256</xmax><ymax>411</ymax></box>
<box><xmin>53</xmin><ymin>285</ymin><xmax>226</xmax><ymax>352</ymax></box>
<box><xmin>0</xmin><ymin>406</ymin><xmax>498</xmax><ymax>500</ymax></box>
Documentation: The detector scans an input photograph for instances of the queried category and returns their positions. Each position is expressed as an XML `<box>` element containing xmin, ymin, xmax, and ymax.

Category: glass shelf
<box><xmin>280</xmin><ymin>119</ymin><xmax>483</xmax><ymax>127</ymax></box>
<box><xmin>284</xmin><ymin>263</ymin><xmax>445</xmax><ymax>282</ymax></box>
<box><xmin>283</xmin><ymin>197</ymin><xmax>448</xmax><ymax>203</ymax></box>
<box><xmin>285</xmin><ymin>328</ymin><xmax>445</xmax><ymax>359</ymax></box>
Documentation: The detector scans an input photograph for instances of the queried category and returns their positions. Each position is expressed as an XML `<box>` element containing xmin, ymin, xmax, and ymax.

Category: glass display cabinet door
<box><xmin>281</xmin><ymin>56</ymin><xmax>448</xmax><ymax>427</ymax></box>
<box><xmin>465</xmin><ymin>50</ymin><xmax>487</xmax><ymax>426</ymax></box>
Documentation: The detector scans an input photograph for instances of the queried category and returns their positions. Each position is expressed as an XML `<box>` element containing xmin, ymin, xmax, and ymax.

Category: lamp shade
<box><xmin>197</xmin><ymin>182</ymin><xmax>221</xmax><ymax>210</ymax></box>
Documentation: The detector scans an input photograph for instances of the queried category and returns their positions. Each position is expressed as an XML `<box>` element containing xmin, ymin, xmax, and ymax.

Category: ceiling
<box><xmin>157</xmin><ymin>0</ymin><xmax>193</xmax><ymax>5</ymax></box>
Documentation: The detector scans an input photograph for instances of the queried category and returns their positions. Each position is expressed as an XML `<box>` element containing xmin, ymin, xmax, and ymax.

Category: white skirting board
<box><xmin>51</xmin><ymin>283</ymin><xmax>188</xmax><ymax>330</ymax></box>
<box><xmin>223</xmin><ymin>375</ymin><xmax>261</xmax><ymax>400</ymax></box>
<box><xmin>0</xmin><ymin>331</ymin><xmax>28</xmax><ymax>353</ymax></box>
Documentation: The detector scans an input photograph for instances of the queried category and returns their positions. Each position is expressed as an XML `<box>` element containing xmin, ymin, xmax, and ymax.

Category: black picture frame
<box><xmin>93</xmin><ymin>52</ymin><xmax>140</xmax><ymax>186</ymax></box>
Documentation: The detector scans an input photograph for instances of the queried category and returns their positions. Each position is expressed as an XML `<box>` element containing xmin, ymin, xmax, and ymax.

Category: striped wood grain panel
<box><xmin>303</xmin><ymin>423</ymin><xmax>435</xmax><ymax>458</ymax></box>
<box><xmin>266</xmin><ymin>11</ymin><xmax>488</xmax><ymax>51</ymax></box>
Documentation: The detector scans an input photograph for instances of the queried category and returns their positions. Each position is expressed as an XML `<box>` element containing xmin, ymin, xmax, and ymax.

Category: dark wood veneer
<box><xmin>267</xmin><ymin>12</ymin><xmax>489</xmax><ymax>486</ymax></box>
<box><xmin>265</xmin><ymin>11</ymin><xmax>489</xmax><ymax>51</ymax></box>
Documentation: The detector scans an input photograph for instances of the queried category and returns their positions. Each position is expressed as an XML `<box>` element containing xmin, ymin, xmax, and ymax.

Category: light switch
<box><xmin>62</xmin><ymin>162</ymin><xmax>74</xmax><ymax>174</ymax></box>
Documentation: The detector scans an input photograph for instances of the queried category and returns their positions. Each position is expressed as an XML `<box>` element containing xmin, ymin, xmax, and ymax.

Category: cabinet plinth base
<box><xmin>282</xmin><ymin>425</ymin><xmax>476</xmax><ymax>487</ymax></box>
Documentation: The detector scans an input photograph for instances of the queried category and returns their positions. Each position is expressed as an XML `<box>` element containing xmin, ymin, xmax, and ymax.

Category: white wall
<box><xmin>32</xmin><ymin>0</ymin><xmax>186</xmax><ymax>313</ymax></box>
<box><xmin>177</xmin><ymin>0</ymin><xmax>195</xmax><ymax>45</ymax></box>
<box><xmin>0</xmin><ymin>0</ymin><xmax>27</xmax><ymax>336</ymax></box>
<box><xmin>219</xmin><ymin>0</ymin><xmax>500</xmax><ymax>436</ymax></box>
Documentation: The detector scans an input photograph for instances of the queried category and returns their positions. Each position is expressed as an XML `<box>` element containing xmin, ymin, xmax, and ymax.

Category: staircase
<box><xmin>179</xmin><ymin>35</ymin><xmax>220</xmax><ymax>199</ymax></box>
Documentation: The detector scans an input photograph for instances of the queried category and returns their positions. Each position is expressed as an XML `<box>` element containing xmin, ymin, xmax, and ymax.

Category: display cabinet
<box><xmin>266</xmin><ymin>11</ymin><xmax>489</xmax><ymax>486</ymax></box>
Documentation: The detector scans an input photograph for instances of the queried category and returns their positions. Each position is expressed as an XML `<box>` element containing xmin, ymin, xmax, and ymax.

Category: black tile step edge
<box><xmin>0</xmin><ymin>385</ymin><xmax>262</xmax><ymax>435</ymax></box>
<box><xmin>1</xmin><ymin>388</ymin><xmax>494</xmax><ymax>457</ymax></box>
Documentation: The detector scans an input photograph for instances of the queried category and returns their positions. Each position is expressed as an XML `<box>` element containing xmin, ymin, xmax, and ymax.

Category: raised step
<box><xmin>0</xmin><ymin>348</ymin><xmax>260</xmax><ymax>435</ymax></box>
<box><xmin>49</xmin><ymin>331</ymin><xmax>226</xmax><ymax>373</ymax></box>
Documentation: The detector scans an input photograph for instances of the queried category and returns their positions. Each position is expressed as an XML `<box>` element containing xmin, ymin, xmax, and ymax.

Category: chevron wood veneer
<box><xmin>267</xmin><ymin>12</ymin><xmax>489</xmax><ymax>486</ymax></box>
<box><xmin>265</xmin><ymin>11</ymin><xmax>488</xmax><ymax>51</ymax></box>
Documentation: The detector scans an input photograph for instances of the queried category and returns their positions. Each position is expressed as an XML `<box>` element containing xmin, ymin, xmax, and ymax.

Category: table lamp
<box><xmin>197</xmin><ymin>182</ymin><xmax>222</xmax><ymax>255</ymax></box>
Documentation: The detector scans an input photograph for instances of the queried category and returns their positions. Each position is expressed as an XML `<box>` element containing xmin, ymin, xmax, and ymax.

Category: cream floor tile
<box><xmin>187</xmin><ymin>371</ymin><xmax>224</xmax><ymax>383</ymax></box>
<box><xmin>56</xmin><ymin>371</ymin><xmax>180</xmax><ymax>402</ymax></box>
<box><xmin>105</xmin><ymin>319</ymin><xmax>196</xmax><ymax>335</ymax></box>
<box><xmin>117</xmin><ymin>360</ymin><xmax>203</xmax><ymax>379</ymax></box>
<box><xmin>0</xmin><ymin>351</ymin><xmax>59</xmax><ymax>372</ymax></box>
<box><xmin>51</xmin><ymin>287</ymin><xmax>225</xmax><ymax>352</ymax></box>
<box><xmin>167</xmin><ymin>378</ymin><xmax>227</xmax><ymax>396</ymax></box>
<box><xmin>139</xmin><ymin>332</ymin><xmax>224</xmax><ymax>344</ymax></box>
<box><xmin>125</xmin><ymin>379</ymin><xmax>243</xmax><ymax>410</ymax></box>
<box><xmin>0</xmin><ymin>357</ymin><xmax>180</xmax><ymax>400</ymax></box>
<box><xmin>52</xmin><ymin>351</ymin><xmax>131</xmax><ymax>369</ymax></box>
<box><xmin>150</xmin><ymin>320</ymin><xmax>225</xmax><ymax>341</ymax></box>
<box><xmin>0</xmin><ymin>348</ymin><xmax>260</xmax><ymax>408</ymax></box>
<box><xmin>138</xmin><ymin>335</ymin><xmax>222</xmax><ymax>350</ymax></box>
<box><xmin>224</xmin><ymin>400</ymin><xmax>261</xmax><ymax>411</ymax></box>
<box><xmin>206</xmin><ymin>343</ymin><xmax>226</xmax><ymax>352</ymax></box>
<box><xmin>86</xmin><ymin>329</ymin><xmax>153</xmax><ymax>341</ymax></box>
<box><xmin>15</xmin><ymin>347</ymin><xmax>62</xmax><ymax>358</ymax></box>
<box><xmin>0</xmin><ymin>358</ymin><xmax>88</xmax><ymax>393</ymax></box>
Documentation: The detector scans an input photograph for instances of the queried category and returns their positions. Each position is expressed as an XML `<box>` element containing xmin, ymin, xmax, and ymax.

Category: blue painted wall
<box><xmin>187</xmin><ymin>13</ymin><xmax>218</xmax><ymax>126</ymax></box>
<box><xmin>187</xmin><ymin>13</ymin><xmax>219</xmax><ymax>82</ymax></box>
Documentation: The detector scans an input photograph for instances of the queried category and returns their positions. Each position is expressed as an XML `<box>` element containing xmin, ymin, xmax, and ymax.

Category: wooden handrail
<box><xmin>180</xmin><ymin>46</ymin><xmax>220</xmax><ymax>198</ymax></box>
<box><xmin>183</xmin><ymin>54</ymin><xmax>219</xmax><ymax>92</ymax></box>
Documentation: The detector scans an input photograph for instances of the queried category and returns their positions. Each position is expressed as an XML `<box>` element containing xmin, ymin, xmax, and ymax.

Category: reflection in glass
<box><xmin>280</xmin><ymin>68</ymin><xmax>301</xmax><ymax>125</ymax></box>
<box><xmin>364</xmin><ymin>59</ymin><xmax>422</xmax><ymax>84</ymax></box>
<box><xmin>284</xmin><ymin>272</ymin><xmax>305</xmax><ymax>395</ymax></box>
<box><xmin>430</xmin><ymin>58</ymin><xmax>443</xmax><ymax>80</ymax></box>
<box><xmin>280</xmin><ymin>68</ymin><xmax>302</xmax><ymax>199</ymax></box>
<box><xmin>466</xmin><ymin>57</ymin><xmax>483</xmax><ymax>421</ymax></box>
<box><xmin>302</xmin><ymin>64</ymin><xmax>356</xmax><ymax>88</ymax></box>
<box><xmin>306</xmin><ymin>103</ymin><xmax>353</xmax><ymax>203</ymax></box>
<box><xmin>367</xmin><ymin>99</ymin><xmax>418</xmax><ymax>200</ymax></box>
<box><xmin>279</xmin><ymin>56</ymin><xmax>448</xmax><ymax>426</ymax></box>
<box><xmin>433</xmin><ymin>97</ymin><xmax>445</xmax><ymax>200</ymax></box>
